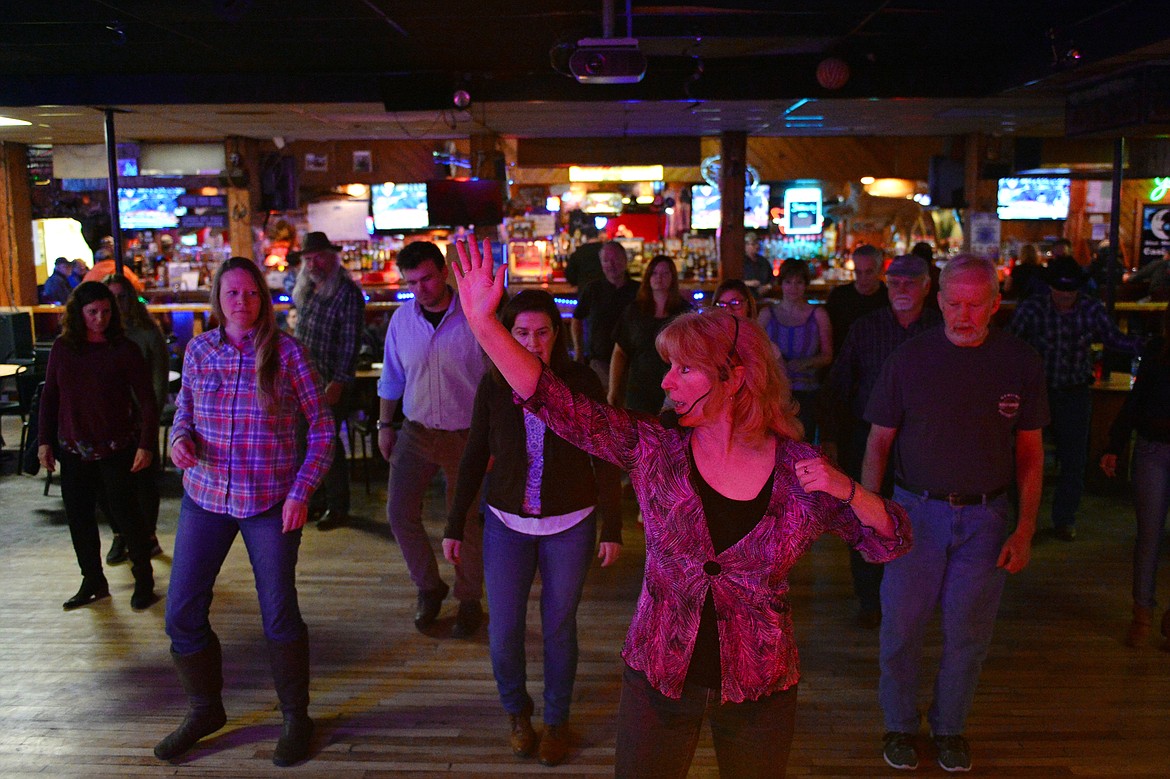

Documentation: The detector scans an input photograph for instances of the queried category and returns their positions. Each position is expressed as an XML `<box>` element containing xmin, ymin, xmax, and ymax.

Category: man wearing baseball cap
<box><xmin>824</xmin><ymin>254</ymin><xmax>941</xmax><ymax>628</ymax></box>
<box><xmin>1010</xmin><ymin>255</ymin><xmax>1141</xmax><ymax>541</ymax></box>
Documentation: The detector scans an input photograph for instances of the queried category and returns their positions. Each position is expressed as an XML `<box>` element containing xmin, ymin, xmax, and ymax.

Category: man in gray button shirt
<box><xmin>378</xmin><ymin>241</ymin><xmax>488</xmax><ymax>638</ymax></box>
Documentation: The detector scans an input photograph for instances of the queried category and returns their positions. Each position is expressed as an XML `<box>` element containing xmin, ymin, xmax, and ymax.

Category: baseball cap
<box><xmin>886</xmin><ymin>254</ymin><xmax>929</xmax><ymax>277</ymax></box>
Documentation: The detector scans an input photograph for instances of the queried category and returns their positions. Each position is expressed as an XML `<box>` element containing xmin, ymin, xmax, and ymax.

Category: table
<box><xmin>0</xmin><ymin>364</ymin><xmax>23</xmax><ymax>379</ymax></box>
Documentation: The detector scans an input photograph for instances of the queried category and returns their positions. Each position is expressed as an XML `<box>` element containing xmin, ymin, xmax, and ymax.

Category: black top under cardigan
<box><xmin>443</xmin><ymin>361</ymin><xmax>623</xmax><ymax>544</ymax></box>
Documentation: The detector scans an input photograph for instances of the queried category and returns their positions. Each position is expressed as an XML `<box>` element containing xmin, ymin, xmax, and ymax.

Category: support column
<box><xmin>225</xmin><ymin>137</ymin><xmax>261</xmax><ymax>261</ymax></box>
<box><xmin>0</xmin><ymin>142</ymin><xmax>37</xmax><ymax>306</ymax></box>
<box><xmin>469</xmin><ymin>131</ymin><xmax>505</xmax><ymax>243</ymax></box>
<box><xmin>961</xmin><ymin>133</ymin><xmax>989</xmax><ymax>253</ymax></box>
<box><xmin>718</xmin><ymin>131</ymin><xmax>747</xmax><ymax>281</ymax></box>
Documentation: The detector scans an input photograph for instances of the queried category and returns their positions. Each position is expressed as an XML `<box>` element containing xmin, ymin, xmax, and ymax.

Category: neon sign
<box><xmin>1150</xmin><ymin>177</ymin><xmax>1170</xmax><ymax>201</ymax></box>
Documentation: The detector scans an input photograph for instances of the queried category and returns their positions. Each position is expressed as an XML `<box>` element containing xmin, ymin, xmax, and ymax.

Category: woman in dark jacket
<box><xmin>38</xmin><ymin>281</ymin><xmax>160</xmax><ymax>611</ymax></box>
<box><xmin>442</xmin><ymin>289</ymin><xmax>622</xmax><ymax>767</ymax></box>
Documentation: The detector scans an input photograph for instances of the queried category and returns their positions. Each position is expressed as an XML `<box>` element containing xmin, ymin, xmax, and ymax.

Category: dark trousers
<box><xmin>843</xmin><ymin>418</ymin><xmax>885</xmax><ymax>613</ymax></box>
<box><xmin>59</xmin><ymin>449</ymin><xmax>152</xmax><ymax>580</ymax></box>
<box><xmin>102</xmin><ymin>440</ymin><xmax>161</xmax><ymax>538</ymax></box>
<box><xmin>614</xmin><ymin>665</ymin><xmax>797</xmax><ymax>779</ymax></box>
<box><xmin>1048</xmin><ymin>385</ymin><xmax>1091</xmax><ymax>531</ymax></box>
<box><xmin>307</xmin><ymin>387</ymin><xmax>352</xmax><ymax>516</ymax></box>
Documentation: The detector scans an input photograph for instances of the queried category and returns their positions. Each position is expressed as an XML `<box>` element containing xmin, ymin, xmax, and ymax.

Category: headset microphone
<box><xmin>657</xmin><ymin>312</ymin><xmax>740</xmax><ymax>430</ymax></box>
<box><xmin>658</xmin><ymin>387</ymin><xmax>714</xmax><ymax>430</ymax></box>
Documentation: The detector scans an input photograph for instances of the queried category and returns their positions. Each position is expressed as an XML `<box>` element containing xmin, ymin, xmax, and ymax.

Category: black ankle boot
<box><xmin>155</xmin><ymin>634</ymin><xmax>227</xmax><ymax>761</ymax></box>
<box><xmin>63</xmin><ymin>576</ymin><xmax>110</xmax><ymax>610</ymax></box>
<box><xmin>273</xmin><ymin>710</ymin><xmax>314</xmax><ymax>767</ymax></box>
<box><xmin>130</xmin><ymin>563</ymin><xmax>159</xmax><ymax>610</ymax></box>
<box><xmin>268</xmin><ymin>634</ymin><xmax>313</xmax><ymax>766</ymax></box>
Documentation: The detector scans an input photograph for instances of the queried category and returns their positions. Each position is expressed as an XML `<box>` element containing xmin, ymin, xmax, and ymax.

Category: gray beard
<box><xmin>292</xmin><ymin>266</ymin><xmax>341</xmax><ymax>311</ymax></box>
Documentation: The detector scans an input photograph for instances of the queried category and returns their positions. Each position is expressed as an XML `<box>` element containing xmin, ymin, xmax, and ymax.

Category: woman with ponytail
<box><xmin>155</xmin><ymin>257</ymin><xmax>333</xmax><ymax>767</ymax></box>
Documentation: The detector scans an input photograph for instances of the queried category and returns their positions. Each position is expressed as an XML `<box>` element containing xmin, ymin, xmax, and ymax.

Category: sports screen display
<box><xmin>690</xmin><ymin>184</ymin><xmax>771</xmax><ymax>230</ymax></box>
<box><xmin>370</xmin><ymin>182</ymin><xmax>428</xmax><ymax>231</ymax></box>
<box><xmin>997</xmin><ymin>177</ymin><xmax>1071</xmax><ymax>220</ymax></box>
<box><xmin>117</xmin><ymin>187</ymin><xmax>186</xmax><ymax>230</ymax></box>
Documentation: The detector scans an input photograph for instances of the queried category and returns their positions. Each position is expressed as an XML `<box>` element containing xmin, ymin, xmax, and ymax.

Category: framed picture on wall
<box><xmin>304</xmin><ymin>153</ymin><xmax>328</xmax><ymax>172</ymax></box>
<box><xmin>353</xmin><ymin>150</ymin><xmax>372</xmax><ymax>173</ymax></box>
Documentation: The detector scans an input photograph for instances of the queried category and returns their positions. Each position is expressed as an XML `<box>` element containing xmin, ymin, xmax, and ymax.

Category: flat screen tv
<box><xmin>997</xmin><ymin>177</ymin><xmax>1071</xmax><ymax>220</ymax></box>
<box><xmin>117</xmin><ymin>187</ymin><xmax>186</xmax><ymax>230</ymax></box>
<box><xmin>370</xmin><ymin>182</ymin><xmax>428</xmax><ymax>231</ymax></box>
<box><xmin>690</xmin><ymin>184</ymin><xmax>772</xmax><ymax>230</ymax></box>
<box><xmin>426</xmin><ymin>179</ymin><xmax>505</xmax><ymax>226</ymax></box>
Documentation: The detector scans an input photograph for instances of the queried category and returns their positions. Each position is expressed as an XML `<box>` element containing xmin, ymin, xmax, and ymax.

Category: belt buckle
<box><xmin>946</xmin><ymin>492</ymin><xmax>964</xmax><ymax>507</ymax></box>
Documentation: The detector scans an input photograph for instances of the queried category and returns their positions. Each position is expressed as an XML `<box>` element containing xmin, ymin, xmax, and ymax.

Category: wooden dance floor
<box><xmin>1</xmin><ymin>447</ymin><xmax>1168</xmax><ymax>777</ymax></box>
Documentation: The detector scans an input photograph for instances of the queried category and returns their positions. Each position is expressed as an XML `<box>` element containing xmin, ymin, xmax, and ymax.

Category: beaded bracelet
<box><xmin>842</xmin><ymin>478</ymin><xmax>857</xmax><ymax>505</ymax></box>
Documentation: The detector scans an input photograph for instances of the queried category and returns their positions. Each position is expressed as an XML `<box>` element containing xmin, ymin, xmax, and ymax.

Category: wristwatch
<box><xmin>375</xmin><ymin>420</ymin><xmax>394</xmax><ymax>430</ymax></box>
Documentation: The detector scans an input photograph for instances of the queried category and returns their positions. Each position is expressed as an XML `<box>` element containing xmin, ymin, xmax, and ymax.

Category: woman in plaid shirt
<box><xmin>155</xmin><ymin>257</ymin><xmax>333</xmax><ymax>767</ymax></box>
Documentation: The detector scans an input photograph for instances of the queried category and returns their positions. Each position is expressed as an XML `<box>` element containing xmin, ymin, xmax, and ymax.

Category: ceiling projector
<box><xmin>569</xmin><ymin>38</ymin><xmax>647</xmax><ymax>84</ymax></box>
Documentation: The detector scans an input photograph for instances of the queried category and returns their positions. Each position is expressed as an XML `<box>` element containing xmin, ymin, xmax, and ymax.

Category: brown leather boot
<box><xmin>538</xmin><ymin>723</ymin><xmax>570</xmax><ymax>767</ymax></box>
<box><xmin>1126</xmin><ymin>605</ymin><xmax>1154</xmax><ymax>647</ymax></box>
<box><xmin>508</xmin><ymin>701</ymin><xmax>536</xmax><ymax>757</ymax></box>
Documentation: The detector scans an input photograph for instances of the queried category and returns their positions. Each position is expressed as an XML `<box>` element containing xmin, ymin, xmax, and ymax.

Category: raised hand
<box><xmin>452</xmin><ymin>238</ymin><xmax>506</xmax><ymax>327</ymax></box>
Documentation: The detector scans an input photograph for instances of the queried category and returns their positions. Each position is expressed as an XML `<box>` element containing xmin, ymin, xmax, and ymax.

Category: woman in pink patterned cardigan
<box><xmin>452</xmin><ymin>239</ymin><xmax>912</xmax><ymax>778</ymax></box>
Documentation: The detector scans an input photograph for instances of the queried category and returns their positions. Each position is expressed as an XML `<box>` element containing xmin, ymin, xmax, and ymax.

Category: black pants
<box><xmin>101</xmin><ymin>440</ymin><xmax>161</xmax><ymax>538</ymax></box>
<box><xmin>842</xmin><ymin>419</ymin><xmax>886</xmax><ymax>613</ymax></box>
<box><xmin>306</xmin><ymin>386</ymin><xmax>352</xmax><ymax>516</ymax></box>
<box><xmin>59</xmin><ymin>449</ymin><xmax>152</xmax><ymax>580</ymax></box>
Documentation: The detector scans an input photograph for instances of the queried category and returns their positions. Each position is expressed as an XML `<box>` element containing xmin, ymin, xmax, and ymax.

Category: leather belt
<box><xmin>895</xmin><ymin>480</ymin><xmax>1010</xmax><ymax>507</ymax></box>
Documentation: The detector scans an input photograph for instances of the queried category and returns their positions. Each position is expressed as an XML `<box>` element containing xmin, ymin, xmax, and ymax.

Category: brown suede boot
<box><xmin>539</xmin><ymin>723</ymin><xmax>570</xmax><ymax>767</ymax></box>
<box><xmin>508</xmin><ymin>700</ymin><xmax>536</xmax><ymax>758</ymax></box>
<box><xmin>1125</xmin><ymin>605</ymin><xmax>1154</xmax><ymax>647</ymax></box>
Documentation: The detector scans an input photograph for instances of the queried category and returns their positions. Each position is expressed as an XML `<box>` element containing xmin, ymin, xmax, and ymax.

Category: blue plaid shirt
<box><xmin>1009</xmin><ymin>292</ymin><xmax>1141</xmax><ymax>388</ymax></box>
<box><xmin>295</xmin><ymin>270</ymin><xmax>365</xmax><ymax>385</ymax></box>
<box><xmin>825</xmin><ymin>306</ymin><xmax>942</xmax><ymax>432</ymax></box>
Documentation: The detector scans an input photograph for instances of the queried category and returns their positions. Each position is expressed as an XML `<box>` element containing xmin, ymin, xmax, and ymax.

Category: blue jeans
<box><xmin>614</xmin><ymin>665</ymin><xmax>797</xmax><ymax>779</ymax></box>
<box><xmin>165</xmin><ymin>494</ymin><xmax>306</xmax><ymax>655</ymax></box>
<box><xmin>1131</xmin><ymin>437</ymin><xmax>1170</xmax><ymax>609</ymax></box>
<box><xmin>1048</xmin><ymin>386</ymin><xmax>1091</xmax><ymax>530</ymax></box>
<box><xmin>879</xmin><ymin>487</ymin><xmax>1010</xmax><ymax>736</ymax></box>
<box><xmin>483</xmin><ymin>511</ymin><xmax>595</xmax><ymax>726</ymax></box>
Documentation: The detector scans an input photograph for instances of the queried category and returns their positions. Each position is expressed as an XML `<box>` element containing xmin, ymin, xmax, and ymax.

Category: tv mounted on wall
<box><xmin>117</xmin><ymin>187</ymin><xmax>186</xmax><ymax>230</ymax></box>
<box><xmin>426</xmin><ymin>179</ymin><xmax>505</xmax><ymax>226</ymax></box>
<box><xmin>689</xmin><ymin>184</ymin><xmax>771</xmax><ymax>230</ymax></box>
<box><xmin>996</xmin><ymin>177</ymin><xmax>1071</xmax><ymax>220</ymax></box>
<box><xmin>370</xmin><ymin>182</ymin><xmax>428</xmax><ymax>232</ymax></box>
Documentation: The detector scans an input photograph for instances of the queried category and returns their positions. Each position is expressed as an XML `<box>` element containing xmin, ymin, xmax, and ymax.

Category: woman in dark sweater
<box><xmin>1101</xmin><ymin>305</ymin><xmax>1170</xmax><ymax>649</ymax></box>
<box><xmin>442</xmin><ymin>289</ymin><xmax>622</xmax><ymax>767</ymax></box>
<box><xmin>38</xmin><ymin>281</ymin><xmax>160</xmax><ymax>611</ymax></box>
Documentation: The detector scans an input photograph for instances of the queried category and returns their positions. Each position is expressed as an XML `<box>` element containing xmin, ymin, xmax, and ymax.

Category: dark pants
<box><xmin>1048</xmin><ymin>385</ymin><xmax>1091</xmax><ymax>531</ymax></box>
<box><xmin>308</xmin><ymin>387</ymin><xmax>352</xmax><ymax>516</ymax></box>
<box><xmin>614</xmin><ymin>665</ymin><xmax>797</xmax><ymax>779</ymax></box>
<box><xmin>102</xmin><ymin>440</ymin><xmax>161</xmax><ymax>538</ymax></box>
<box><xmin>843</xmin><ymin>419</ymin><xmax>885</xmax><ymax>614</ymax></box>
<box><xmin>59</xmin><ymin>448</ymin><xmax>152</xmax><ymax>580</ymax></box>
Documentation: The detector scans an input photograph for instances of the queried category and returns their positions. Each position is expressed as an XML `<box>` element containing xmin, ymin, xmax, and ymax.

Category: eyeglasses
<box><xmin>713</xmin><ymin>298</ymin><xmax>746</xmax><ymax>309</ymax></box>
